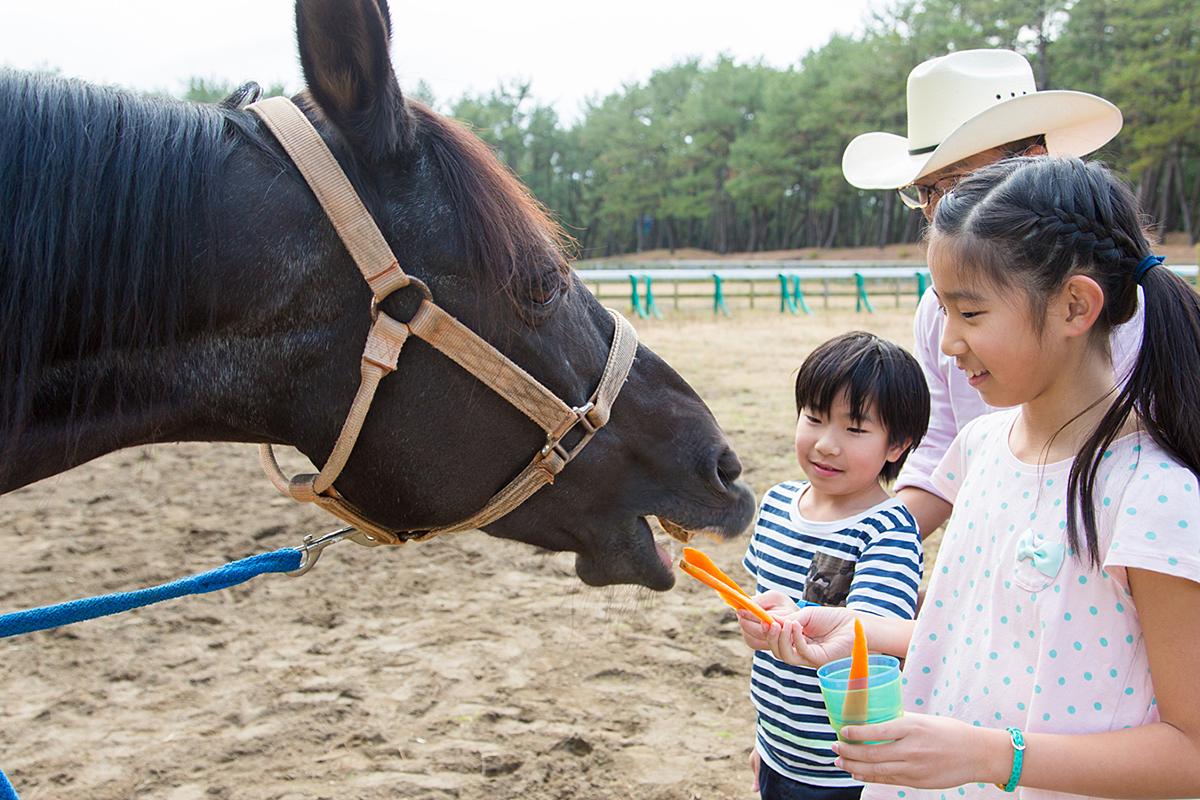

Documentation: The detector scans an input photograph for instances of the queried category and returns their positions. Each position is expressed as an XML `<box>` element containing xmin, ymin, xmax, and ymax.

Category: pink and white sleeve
<box><xmin>929</xmin><ymin>425</ymin><xmax>971</xmax><ymax>506</ymax></box>
<box><xmin>895</xmin><ymin>289</ymin><xmax>957</xmax><ymax>501</ymax></box>
<box><xmin>1105</xmin><ymin>454</ymin><xmax>1200</xmax><ymax>592</ymax></box>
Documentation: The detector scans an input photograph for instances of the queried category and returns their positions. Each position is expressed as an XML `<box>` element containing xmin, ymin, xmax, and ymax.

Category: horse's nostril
<box><xmin>715</xmin><ymin>446</ymin><xmax>743</xmax><ymax>489</ymax></box>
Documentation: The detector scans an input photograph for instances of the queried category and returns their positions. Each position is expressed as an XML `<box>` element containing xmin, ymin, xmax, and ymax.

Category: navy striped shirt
<box><xmin>743</xmin><ymin>481</ymin><xmax>922</xmax><ymax>788</ymax></box>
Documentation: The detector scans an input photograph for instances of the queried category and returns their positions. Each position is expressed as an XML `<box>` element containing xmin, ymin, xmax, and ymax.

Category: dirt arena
<box><xmin>1</xmin><ymin>305</ymin><xmax>928</xmax><ymax>800</ymax></box>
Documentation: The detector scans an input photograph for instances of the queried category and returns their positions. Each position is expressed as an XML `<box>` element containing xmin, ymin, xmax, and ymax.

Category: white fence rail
<box><xmin>574</xmin><ymin>262</ymin><xmax>1199</xmax><ymax>317</ymax></box>
<box><xmin>576</xmin><ymin>262</ymin><xmax>1199</xmax><ymax>283</ymax></box>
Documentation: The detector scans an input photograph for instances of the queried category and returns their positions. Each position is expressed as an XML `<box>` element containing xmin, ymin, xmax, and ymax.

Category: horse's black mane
<box><xmin>411</xmin><ymin>102</ymin><xmax>573</xmax><ymax>290</ymax></box>
<box><xmin>0</xmin><ymin>70</ymin><xmax>246</xmax><ymax>444</ymax></box>
<box><xmin>0</xmin><ymin>70</ymin><xmax>570</xmax><ymax>453</ymax></box>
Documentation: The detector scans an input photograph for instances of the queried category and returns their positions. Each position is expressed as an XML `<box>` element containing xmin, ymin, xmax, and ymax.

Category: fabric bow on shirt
<box><xmin>1016</xmin><ymin>528</ymin><xmax>1066</xmax><ymax>578</ymax></box>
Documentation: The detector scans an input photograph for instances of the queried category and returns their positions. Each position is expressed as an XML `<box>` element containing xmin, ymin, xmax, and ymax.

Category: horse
<box><xmin>0</xmin><ymin>0</ymin><xmax>756</xmax><ymax>591</ymax></box>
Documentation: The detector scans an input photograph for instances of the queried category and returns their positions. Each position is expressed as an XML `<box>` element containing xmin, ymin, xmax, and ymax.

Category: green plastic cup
<box><xmin>816</xmin><ymin>654</ymin><xmax>903</xmax><ymax>743</ymax></box>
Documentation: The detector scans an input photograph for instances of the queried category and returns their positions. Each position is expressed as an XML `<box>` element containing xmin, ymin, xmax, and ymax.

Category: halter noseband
<box><xmin>247</xmin><ymin>96</ymin><xmax>638</xmax><ymax>548</ymax></box>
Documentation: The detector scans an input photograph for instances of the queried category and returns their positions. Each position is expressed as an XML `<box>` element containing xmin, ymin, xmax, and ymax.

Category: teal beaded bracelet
<box><xmin>994</xmin><ymin>726</ymin><xmax>1025</xmax><ymax>792</ymax></box>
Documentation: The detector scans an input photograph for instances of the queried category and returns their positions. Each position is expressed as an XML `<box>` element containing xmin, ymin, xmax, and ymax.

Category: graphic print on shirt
<box><xmin>803</xmin><ymin>551</ymin><xmax>857</xmax><ymax>606</ymax></box>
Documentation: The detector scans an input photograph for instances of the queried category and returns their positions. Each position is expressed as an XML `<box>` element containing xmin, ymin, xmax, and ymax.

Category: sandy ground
<box><xmin>1</xmin><ymin>304</ymin><xmax>925</xmax><ymax>800</ymax></box>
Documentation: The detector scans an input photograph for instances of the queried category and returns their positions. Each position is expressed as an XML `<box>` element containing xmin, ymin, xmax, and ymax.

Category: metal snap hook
<box><xmin>288</xmin><ymin>526</ymin><xmax>356</xmax><ymax>577</ymax></box>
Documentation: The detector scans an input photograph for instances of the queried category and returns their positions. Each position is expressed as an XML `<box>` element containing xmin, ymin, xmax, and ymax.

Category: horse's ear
<box><xmin>295</xmin><ymin>0</ymin><xmax>412</xmax><ymax>160</ymax></box>
<box><xmin>372</xmin><ymin>0</ymin><xmax>393</xmax><ymax>38</ymax></box>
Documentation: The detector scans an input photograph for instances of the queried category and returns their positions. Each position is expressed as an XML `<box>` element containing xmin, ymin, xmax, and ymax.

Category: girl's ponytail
<box><xmin>1122</xmin><ymin>262</ymin><xmax>1200</xmax><ymax>472</ymax></box>
<box><xmin>1069</xmin><ymin>261</ymin><xmax>1200</xmax><ymax>566</ymax></box>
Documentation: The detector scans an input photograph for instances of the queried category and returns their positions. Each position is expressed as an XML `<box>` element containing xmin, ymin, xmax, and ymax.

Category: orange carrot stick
<box><xmin>678</xmin><ymin>557</ymin><xmax>774</xmax><ymax>626</ymax></box>
<box><xmin>849</xmin><ymin>617</ymin><xmax>869</xmax><ymax>685</ymax></box>
<box><xmin>842</xmin><ymin>617</ymin><xmax>870</xmax><ymax>725</ymax></box>
<box><xmin>682</xmin><ymin>547</ymin><xmax>747</xmax><ymax>596</ymax></box>
<box><xmin>680</xmin><ymin>561</ymin><xmax>773</xmax><ymax>625</ymax></box>
<box><xmin>678</xmin><ymin>559</ymin><xmax>741</xmax><ymax>608</ymax></box>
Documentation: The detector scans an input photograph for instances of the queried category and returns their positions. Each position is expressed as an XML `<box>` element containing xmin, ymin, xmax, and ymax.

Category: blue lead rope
<box><xmin>0</xmin><ymin>547</ymin><xmax>301</xmax><ymax>639</ymax></box>
<box><xmin>0</xmin><ymin>547</ymin><xmax>303</xmax><ymax>800</ymax></box>
<box><xmin>1</xmin><ymin>768</ymin><xmax>16</xmax><ymax>800</ymax></box>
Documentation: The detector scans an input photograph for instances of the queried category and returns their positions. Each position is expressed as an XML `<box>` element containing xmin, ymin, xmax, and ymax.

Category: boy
<box><xmin>740</xmin><ymin>331</ymin><xmax>929</xmax><ymax>799</ymax></box>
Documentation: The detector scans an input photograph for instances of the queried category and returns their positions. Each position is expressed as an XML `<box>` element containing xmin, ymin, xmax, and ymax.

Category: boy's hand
<box><xmin>750</xmin><ymin>748</ymin><xmax>761</xmax><ymax>792</ymax></box>
<box><xmin>756</xmin><ymin>590</ymin><xmax>799</xmax><ymax>615</ymax></box>
<box><xmin>736</xmin><ymin>590</ymin><xmax>798</xmax><ymax>649</ymax></box>
<box><xmin>736</xmin><ymin>610</ymin><xmax>772</xmax><ymax>649</ymax></box>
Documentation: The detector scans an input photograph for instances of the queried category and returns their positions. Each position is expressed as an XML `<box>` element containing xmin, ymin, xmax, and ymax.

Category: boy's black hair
<box><xmin>794</xmin><ymin>331</ymin><xmax>930</xmax><ymax>482</ymax></box>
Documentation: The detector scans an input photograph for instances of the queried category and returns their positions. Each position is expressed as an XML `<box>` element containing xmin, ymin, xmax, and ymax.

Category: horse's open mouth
<box><xmin>573</xmin><ymin>515</ymin><xmax>708</xmax><ymax>591</ymax></box>
<box><xmin>569</xmin><ymin>479</ymin><xmax>754</xmax><ymax>590</ymax></box>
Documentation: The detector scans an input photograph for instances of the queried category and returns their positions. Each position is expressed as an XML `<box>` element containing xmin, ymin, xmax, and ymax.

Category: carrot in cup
<box><xmin>849</xmin><ymin>618</ymin><xmax>869</xmax><ymax>685</ymax></box>
<box><xmin>842</xmin><ymin>617</ymin><xmax>870</xmax><ymax>724</ymax></box>
<box><xmin>679</xmin><ymin>547</ymin><xmax>774</xmax><ymax>626</ymax></box>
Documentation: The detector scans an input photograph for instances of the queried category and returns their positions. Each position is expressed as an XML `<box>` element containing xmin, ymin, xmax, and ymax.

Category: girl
<box><xmin>738</xmin><ymin>157</ymin><xmax>1200</xmax><ymax>799</ymax></box>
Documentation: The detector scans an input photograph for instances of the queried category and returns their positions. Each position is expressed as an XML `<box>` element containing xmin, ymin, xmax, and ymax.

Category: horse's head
<box><xmin>220</xmin><ymin>0</ymin><xmax>755</xmax><ymax>589</ymax></box>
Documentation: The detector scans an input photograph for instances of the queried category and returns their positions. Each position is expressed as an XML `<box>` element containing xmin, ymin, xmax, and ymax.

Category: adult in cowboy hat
<box><xmin>841</xmin><ymin>48</ymin><xmax>1142</xmax><ymax>538</ymax></box>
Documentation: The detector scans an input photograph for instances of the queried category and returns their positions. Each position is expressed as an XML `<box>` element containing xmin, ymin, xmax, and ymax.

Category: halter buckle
<box><xmin>540</xmin><ymin>402</ymin><xmax>599</xmax><ymax>465</ymax></box>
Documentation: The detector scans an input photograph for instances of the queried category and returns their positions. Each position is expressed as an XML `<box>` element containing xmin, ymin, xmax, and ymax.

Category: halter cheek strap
<box><xmin>247</xmin><ymin>96</ymin><xmax>637</xmax><ymax>547</ymax></box>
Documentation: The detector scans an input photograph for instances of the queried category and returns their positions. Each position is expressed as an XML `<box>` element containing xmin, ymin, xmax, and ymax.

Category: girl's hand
<box><xmin>764</xmin><ymin>605</ymin><xmax>857</xmax><ymax>667</ymax></box>
<box><xmin>833</xmin><ymin>714</ymin><xmax>1007</xmax><ymax>789</ymax></box>
<box><xmin>735</xmin><ymin>590</ymin><xmax>798</xmax><ymax>649</ymax></box>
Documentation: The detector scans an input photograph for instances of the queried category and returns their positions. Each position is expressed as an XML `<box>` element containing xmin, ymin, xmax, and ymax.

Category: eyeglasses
<box><xmin>897</xmin><ymin>172</ymin><xmax>971</xmax><ymax>211</ymax></box>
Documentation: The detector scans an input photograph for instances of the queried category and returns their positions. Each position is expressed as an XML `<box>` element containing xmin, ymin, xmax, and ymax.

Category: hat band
<box><xmin>907</xmin><ymin>142</ymin><xmax>939</xmax><ymax>156</ymax></box>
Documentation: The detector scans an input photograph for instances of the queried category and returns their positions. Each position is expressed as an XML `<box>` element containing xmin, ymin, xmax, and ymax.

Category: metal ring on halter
<box><xmin>540</xmin><ymin>402</ymin><xmax>599</xmax><ymax>464</ymax></box>
<box><xmin>371</xmin><ymin>275</ymin><xmax>433</xmax><ymax>321</ymax></box>
<box><xmin>288</xmin><ymin>526</ymin><xmax>357</xmax><ymax>577</ymax></box>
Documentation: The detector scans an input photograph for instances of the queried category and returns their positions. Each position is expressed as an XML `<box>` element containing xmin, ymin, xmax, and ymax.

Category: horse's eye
<box><xmin>529</xmin><ymin>271</ymin><xmax>564</xmax><ymax>307</ymax></box>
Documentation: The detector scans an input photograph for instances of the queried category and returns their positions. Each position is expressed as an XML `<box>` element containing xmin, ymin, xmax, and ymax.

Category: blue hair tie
<box><xmin>1135</xmin><ymin>255</ymin><xmax>1164</xmax><ymax>283</ymax></box>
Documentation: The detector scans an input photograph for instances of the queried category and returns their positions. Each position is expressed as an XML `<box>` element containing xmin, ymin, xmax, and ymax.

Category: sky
<box><xmin>0</xmin><ymin>0</ymin><xmax>879</xmax><ymax>123</ymax></box>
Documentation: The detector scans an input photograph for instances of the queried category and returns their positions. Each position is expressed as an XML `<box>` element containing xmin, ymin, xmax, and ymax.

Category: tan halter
<box><xmin>247</xmin><ymin>96</ymin><xmax>638</xmax><ymax>549</ymax></box>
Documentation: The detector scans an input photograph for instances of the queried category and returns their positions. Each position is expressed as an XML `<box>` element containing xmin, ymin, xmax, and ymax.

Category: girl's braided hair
<box><xmin>932</xmin><ymin>157</ymin><xmax>1200</xmax><ymax>568</ymax></box>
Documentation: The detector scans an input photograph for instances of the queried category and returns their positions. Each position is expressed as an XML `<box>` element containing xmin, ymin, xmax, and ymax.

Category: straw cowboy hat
<box><xmin>842</xmin><ymin>49</ymin><xmax>1123</xmax><ymax>190</ymax></box>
